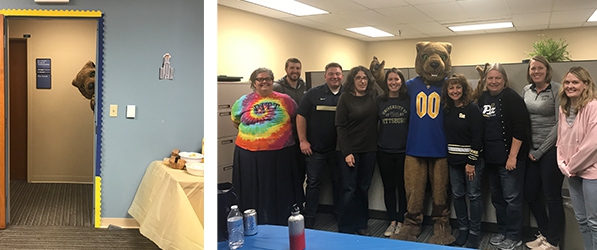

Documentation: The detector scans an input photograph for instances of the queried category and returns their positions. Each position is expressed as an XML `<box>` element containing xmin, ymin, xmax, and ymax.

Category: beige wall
<box><xmin>218</xmin><ymin>5</ymin><xmax>367</xmax><ymax>82</ymax></box>
<box><xmin>368</xmin><ymin>26</ymin><xmax>597</xmax><ymax>68</ymax></box>
<box><xmin>8</xmin><ymin>19</ymin><xmax>96</xmax><ymax>183</ymax></box>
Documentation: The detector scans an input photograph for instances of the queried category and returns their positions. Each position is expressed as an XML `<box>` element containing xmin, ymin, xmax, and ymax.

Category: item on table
<box><xmin>288</xmin><ymin>204</ymin><xmax>305</xmax><ymax>250</ymax></box>
<box><xmin>179</xmin><ymin>151</ymin><xmax>204</xmax><ymax>164</ymax></box>
<box><xmin>164</xmin><ymin>148</ymin><xmax>186</xmax><ymax>170</ymax></box>
<box><xmin>244</xmin><ymin>209</ymin><xmax>258</xmax><ymax>236</ymax></box>
<box><xmin>186</xmin><ymin>163</ymin><xmax>204</xmax><ymax>176</ymax></box>
<box><xmin>227</xmin><ymin>205</ymin><xmax>244</xmax><ymax>250</ymax></box>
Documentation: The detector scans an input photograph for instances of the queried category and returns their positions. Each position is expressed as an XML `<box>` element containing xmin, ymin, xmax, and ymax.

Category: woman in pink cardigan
<box><xmin>556</xmin><ymin>66</ymin><xmax>597</xmax><ymax>250</ymax></box>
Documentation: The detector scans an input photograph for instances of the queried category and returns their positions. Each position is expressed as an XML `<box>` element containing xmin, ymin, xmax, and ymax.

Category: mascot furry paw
<box><xmin>391</xmin><ymin>42</ymin><xmax>454</xmax><ymax>245</ymax></box>
<box><xmin>72</xmin><ymin>61</ymin><xmax>95</xmax><ymax>111</ymax></box>
<box><xmin>368</xmin><ymin>56</ymin><xmax>387</xmax><ymax>96</ymax></box>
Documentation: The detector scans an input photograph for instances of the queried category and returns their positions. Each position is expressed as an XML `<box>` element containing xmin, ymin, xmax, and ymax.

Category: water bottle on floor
<box><xmin>288</xmin><ymin>204</ymin><xmax>305</xmax><ymax>250</ymax></box>
<box><xmin>227</xmin><ymin>205</ymin><xmax>244</xmax><ymax>249</ymax></box>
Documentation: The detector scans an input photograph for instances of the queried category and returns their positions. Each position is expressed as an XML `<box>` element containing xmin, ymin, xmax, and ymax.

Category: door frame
<box><xmin>0</xmin><ymin>9</ymin><xmax>104</xmax><ymax>229</ymax></box>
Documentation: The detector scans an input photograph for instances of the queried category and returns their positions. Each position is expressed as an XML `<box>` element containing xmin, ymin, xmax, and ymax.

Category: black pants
<box><xmin>376</xmin><ymin>151</ymin><xmax>406</xmax><ymax>223</ymax></box>
<box><xmin>524</xmin><ymin>147</ymin><xmax>564</xmax><ymax>246</ymax></box>
<box><xmin>336</xmin><ymin>151</ymin><xmax>376</xmax><ymax>233</ymax></box>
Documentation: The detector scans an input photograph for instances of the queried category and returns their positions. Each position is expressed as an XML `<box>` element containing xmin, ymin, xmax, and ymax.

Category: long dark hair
<box><xmin>381</xmin><ymin>67</ymin><xmax>407</xmax><ymax>102</ymax></box>
<box><xmin>343</xmin><ymin>66</ymin><xmax>374</xmax><ymax>95</ymax></box>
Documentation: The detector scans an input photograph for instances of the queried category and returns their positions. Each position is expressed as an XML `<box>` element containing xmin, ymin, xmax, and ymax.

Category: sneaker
<box><xmin>495</xmin><ymin>238</ymin><xmax>522</xmax><ymax>250</ymax></box>
<box><xmin>383</xmin><ymin>224</ymin><xmax>396</xmax><ymax>237</ymax></box>
<box><xmin>356</xmin><ymin>228</ymin><xmax>371</xmax><ymax>236</ymax></box>
<box><xmin>534</xmin><ymin>241</ymin><xmax>559</xmax><ymax>250</ymax></box>
<box><xmin>526</xmin><ymin>233</ymin><xmax>546</xmax><ymax>248</ymax></box>
<box><xmin>464</xmin><ymin>234</ymin><xmax>479</xmax><ymax>249</ymax></box>
<box><xmin>450</xmin><ymin>230</ymin><xmax>468</xmax><ymax>246</ymax></box>
<box><xmin>490</xmin><ymin>234</ymin><xmax>506</xmax><ymax>246</ymax></box>
<box><xmin>394</xmin><ymin>222</ymin><xmax>403</xmax><ymax>235</ymax></box>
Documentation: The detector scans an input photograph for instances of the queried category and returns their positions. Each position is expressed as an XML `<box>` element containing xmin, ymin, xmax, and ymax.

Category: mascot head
<box><xmin>71</xmin><ymin>61</ymin><xmax>96</xmax><ymax>111</ymax></box>
<box><xmin>415</xmin><ymin>42</ymin><xmax>452</xmax><ymax>84</ymax></box>
<box><xmin>369</xmin><ymin>56</ymin><xmax>387</xmax><ymax>94</ymax></box>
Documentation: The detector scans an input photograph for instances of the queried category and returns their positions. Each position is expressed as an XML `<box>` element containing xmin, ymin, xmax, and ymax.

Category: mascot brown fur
<box><xmin>472</xmin><ymin>63</ymin><xmax>490</xmax><ymax>102</ymax></box>
<box><xmin>391</xmin><ymin>42</ymin><xmax>455</xmax><ymax>245</ymax></box>
<box><xmin>368</xmin><ymin>56</ymin><xmax>387</xmax><ymax>96</ymax></box>
<box><xmin>71</xmin><ymin>61</ymin><xmax>95</xmax><ymax>111</ymax></box>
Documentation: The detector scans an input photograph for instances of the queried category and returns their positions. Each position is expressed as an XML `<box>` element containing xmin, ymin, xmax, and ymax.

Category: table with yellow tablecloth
<box><xmin>129</xmin><ymin>160</ymin><xmax>204</xmax><ymax>250</ymax></box>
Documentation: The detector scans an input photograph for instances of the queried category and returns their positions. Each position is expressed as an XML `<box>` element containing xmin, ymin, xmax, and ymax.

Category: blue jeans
<box><xmin>449</xmin><ymin>158</ymin><xmax>484</xmax><ymax>235</ymax></box>
<box><xmin>304</xmin><ymin>150</ymin><xmax>341</xmax><ymax>218</ymax></box>
<box><xmin>336</xmin><ymin>151</ymin><xmax>376</xmax><ymax>233</ymax></box>
<box><xmin>524</xmin><ymin>147</ymin><xmax>564</xmax><ymax>246</ymax></box>
<box><xmin>568</xmin><ymin>177</ymin><xmax>597</xmax><ymax>250</ymax></box>
<box><xmin>486</xmin><ymin>160</ymin><xmax>525</xmax><ymax>241</ymax></box>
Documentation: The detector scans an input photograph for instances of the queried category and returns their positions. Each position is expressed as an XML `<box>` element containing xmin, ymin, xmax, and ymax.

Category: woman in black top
<box><xmin>335</xmin><ymin>65</ymin><xmax>378</xmax><ymax>235</ymax></box>
<box><xmin>477</xmin><ymin>63</ymin><xmax>531</xmax><ymax>250</ymax></box>
<box><xmin>376</xmin><ymin>68</ymin><xmax>410</xmax><ymax>237</ymax></box>
<box><xmin>442</xmin><ymin>74</ymin><xmax>484</xmax><ymax>248</ymax></box>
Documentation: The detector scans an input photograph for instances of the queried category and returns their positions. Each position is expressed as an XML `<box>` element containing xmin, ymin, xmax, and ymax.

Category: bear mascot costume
<box><xmin>392</xmin><ymin>41</ymin><xmax>455</xmax><ymax>245</ymax></box>
<box><xmin>71</xmin><ymin>60</ymin><xmax>96</xmax><ymax>111</ymax></box>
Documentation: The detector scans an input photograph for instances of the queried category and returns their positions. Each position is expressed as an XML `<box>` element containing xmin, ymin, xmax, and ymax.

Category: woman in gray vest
<box><xmin>522</xmin><ymin>55</ymin><xmax>564</xmax><ymax>250</ymax></box>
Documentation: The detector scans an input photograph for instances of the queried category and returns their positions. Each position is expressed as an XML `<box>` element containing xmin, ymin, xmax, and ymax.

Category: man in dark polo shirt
<box><xmin>296</xmin><ymin>62</ymin><xmax>343</xmax><ymax>228</ymax></box>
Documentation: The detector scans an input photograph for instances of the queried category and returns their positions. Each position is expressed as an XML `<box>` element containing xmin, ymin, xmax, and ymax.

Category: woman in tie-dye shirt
<box><xmin>230</xmin><ymin>67</ymin><xmax>304</xmax><ymax>225</ymax></box>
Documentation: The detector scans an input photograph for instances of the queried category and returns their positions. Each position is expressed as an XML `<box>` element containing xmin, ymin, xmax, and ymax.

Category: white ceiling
<box><xmin>218</xmin><ymin>0</ymin><xmax>597</xmax><ymax>41</ymax></box>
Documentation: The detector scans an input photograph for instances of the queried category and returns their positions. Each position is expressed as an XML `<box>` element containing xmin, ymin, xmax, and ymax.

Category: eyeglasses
<box><xmin>255</xmin><ymin>77</ymin><xmax>273</xmax><ymax>83</ymax></box>
<box><xmin>355</xmin><ymin>76</ymin><xmax>368</xmax><ymax>81</ymax></box>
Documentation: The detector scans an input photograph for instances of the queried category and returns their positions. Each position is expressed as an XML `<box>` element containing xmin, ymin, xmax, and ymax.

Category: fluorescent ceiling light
<box><xmin>243</xmin><ymin>0</ymin><xmax>328</xmax><ymax>16</ymax></box>
<box><xmin>346</xmin><ymin>27</ymin><xmax>394</xmax><ymax>38</ymax></box>
<box><xmin>588</xmin><ymin>9</ymin><xmax>597</xmax><ymax>22</ymax></box>
<box><xmin>448</xmin><ymin>22</ymin><xmax>513</xmax><ymax>32</ymax></box>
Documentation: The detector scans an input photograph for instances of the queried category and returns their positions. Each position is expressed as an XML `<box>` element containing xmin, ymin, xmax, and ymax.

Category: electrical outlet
<box><xmin>110</xmin><ymin>105</ymin><xmax>118</xmax><ymax>117</ymax></box>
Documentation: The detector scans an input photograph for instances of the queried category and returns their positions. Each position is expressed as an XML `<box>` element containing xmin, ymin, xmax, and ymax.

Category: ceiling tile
<box><xmin>458</xmin><ymin>0</ymin><xmax>510</xmax><ymax>19</ymax></box>
<box><xmin>408</xmin><ymin>21</ymin><xmax>451</xmax><ymax>33</ymax></box>
<box><xmin>552</xmin><ymin>0</ymin><xmax>597</xmax><ymax>12</ymax></box>
<box><xmin>550</xmin><ymin>9</ymin><xmax>595</xmax><ymax>24</ymax></box>
<box><xmin>335</xmin><ymin>9</ymin><xmax>399</xmax><ymax>27</ymax></box>
<box><xmin>351</xmin><ymin>0</ymin><xmax>410</xmax><ymax>9</ymax></box>
<box><xmin>504</xmin><ymin>0</ymin><xmax>552</xmax><ymax>15</ymax></box>
<box><xmin>375</xmin><ymin>5</ymin><xmax>434</xmax><ymax>24</ymax></box>
<box><xmin>299</xmin><ymin>0</ymin><xmax>368</xmax><ymax>12</ymax></box>
<box><xmin>414</xmin><ymin>2</ymin><xmax>470</xmax><ymax>22</ymax></box>
<box><xmin>512</xmin><ymin>12</ymin><xmax>551</xmax><ymax>26</ymax></box>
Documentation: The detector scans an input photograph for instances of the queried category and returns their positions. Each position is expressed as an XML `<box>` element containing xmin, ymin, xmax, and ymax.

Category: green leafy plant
<box><xmin>528</xmin><ymin>36</ymin><xmax>571</xmax><ymax>62</ymax></box>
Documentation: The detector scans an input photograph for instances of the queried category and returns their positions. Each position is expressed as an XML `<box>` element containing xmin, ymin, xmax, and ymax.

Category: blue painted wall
<box><xmin>2</xmin><ymin>0</ymin><xmax>204</xmax><ymax>218</ymax></box>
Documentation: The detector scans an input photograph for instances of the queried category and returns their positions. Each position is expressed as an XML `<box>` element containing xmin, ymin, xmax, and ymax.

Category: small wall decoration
<box><xmin>36</xmin><ymin>58</ymin><xmax>52</xmax><ymax>89</ymax></box>
<box><xmin>159</xmin><ymin>53</ymin><xmax>174</xmax><ymax>80</ymax></box>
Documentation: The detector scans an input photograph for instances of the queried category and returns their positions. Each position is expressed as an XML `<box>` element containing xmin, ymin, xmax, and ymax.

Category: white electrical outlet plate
<box><xmin>109</xmin><ymin>105</ymin><xmax>118</xmax><ymax>117</ymax></box>
<box><xmin>126</xmin><ymin>105</ymin><xmax>136</xmax><ymax>119</ymax></box>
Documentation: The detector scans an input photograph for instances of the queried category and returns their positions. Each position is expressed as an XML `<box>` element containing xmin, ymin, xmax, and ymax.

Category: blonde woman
<box><xmin>556</xmin><ymin>66</ymin><xmax>597</xmax><ymax>250</ymax></box>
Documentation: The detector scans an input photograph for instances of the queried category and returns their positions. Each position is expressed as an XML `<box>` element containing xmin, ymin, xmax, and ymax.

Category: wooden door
<box><xmin>9</xmin><ymin>39</ymin><xmax>27</xmax><ymax>181</ymax></box>
<box><xmin>0</xmin><ymin>14</ymin><xmax>7</xmax><ymax>229</ymax></box>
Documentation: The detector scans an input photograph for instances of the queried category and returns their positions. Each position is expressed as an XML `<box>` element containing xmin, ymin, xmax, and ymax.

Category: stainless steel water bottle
<box><xmin>288</xmin><ymin>204</ymin><xmax>305</xmax><ymax>250</ymax></box>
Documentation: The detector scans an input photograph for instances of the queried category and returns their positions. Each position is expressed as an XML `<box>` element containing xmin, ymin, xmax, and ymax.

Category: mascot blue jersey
<box><xmin>406</xmin><ymin>76</ymin><xmax>448</xmax><ymax>157</ymax></box>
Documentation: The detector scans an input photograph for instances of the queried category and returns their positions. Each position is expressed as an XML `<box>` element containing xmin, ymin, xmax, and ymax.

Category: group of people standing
<box><xmin>229</xmin><ymin>56</ymin><xmax>597</xmax><ymax>250</ymax></box>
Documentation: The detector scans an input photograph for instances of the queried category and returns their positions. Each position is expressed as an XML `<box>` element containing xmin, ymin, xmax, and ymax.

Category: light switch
<box><xmin>126</xmin><ymin>105</ymin><xmax>136</xmax><ymax>119</ymax></box>
<box><xmin>109</xmin><ymin>105</ymin><xmax>118</xmax><ymax>117</ymax></box>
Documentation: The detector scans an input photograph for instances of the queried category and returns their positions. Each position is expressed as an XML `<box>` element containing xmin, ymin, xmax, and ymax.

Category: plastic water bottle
<box><xmin>288</xmin><ymin>204</ymin><xmax>305</xmax><ymax>250</ymax></box>
<box><xmin>227</xmin><ymin>205</ymin><xmax>244</xmax><ymax>249</ymax></box>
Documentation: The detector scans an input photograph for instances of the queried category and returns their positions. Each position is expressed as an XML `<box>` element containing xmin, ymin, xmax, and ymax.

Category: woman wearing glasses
<box><xmin>335</xmin><ymin>66</ymin><xmax>379</xmax><ymax>235</ymax></box>
<box><xmin>231</xmin><ymin>67</ymin><xmax>303</xmax><ymax>225</ymax></box>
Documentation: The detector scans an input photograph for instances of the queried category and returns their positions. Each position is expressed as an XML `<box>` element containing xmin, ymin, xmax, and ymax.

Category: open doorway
<box><xmin>6</xmin><ymin>18</ymin><xmax>98</xmax><ymax>227</ymax></box>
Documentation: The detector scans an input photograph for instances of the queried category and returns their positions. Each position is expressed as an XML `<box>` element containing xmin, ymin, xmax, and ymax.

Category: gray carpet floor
<box><xmin>311</xmin><ymin>213</ymin><xmax>526</xmax><ymax>250</ymax></box>
<box><xmin>3</xmin><ymin>180</ymin><xmax>160</xmax><ymax>249</ymax></box>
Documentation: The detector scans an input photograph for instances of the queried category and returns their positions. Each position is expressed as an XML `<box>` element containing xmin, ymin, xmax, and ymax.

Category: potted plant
<box><xmin>527</xmin><ymin>35</ymin><xmax>572</xmax><ymax>62</ymax></box>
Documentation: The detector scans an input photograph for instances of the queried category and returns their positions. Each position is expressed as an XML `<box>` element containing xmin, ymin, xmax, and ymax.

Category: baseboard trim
<box><xmin>99</xmin><ymin>218</ymin><xmax>140</xmax><ymax>229</ymax></box>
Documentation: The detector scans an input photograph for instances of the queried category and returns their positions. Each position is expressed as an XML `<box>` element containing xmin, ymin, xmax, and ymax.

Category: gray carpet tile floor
<box><xmin>3</xmin><ymin>180</ymin><xmax>160</xmax><ymax>249</ymax></box>
<box><xmin>311</xmin><ymin>213</ymin><xmax>527</xmax><ymax>250</ymax></box>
